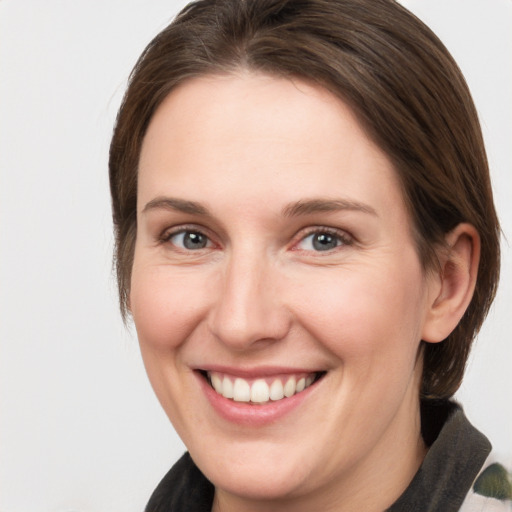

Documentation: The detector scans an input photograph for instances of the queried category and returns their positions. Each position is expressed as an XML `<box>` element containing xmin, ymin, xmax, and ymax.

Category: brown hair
<box><xmin>109</xmin><ymin>0</ymin><xmax>500</xmax><ymax>399</ymax></box>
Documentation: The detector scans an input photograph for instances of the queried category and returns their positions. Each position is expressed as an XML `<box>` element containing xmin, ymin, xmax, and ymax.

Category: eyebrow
<box><xmin>282</xmin><ymin>198</ymin><xmax>377</xmax><ymax>217</ymax></box>
<box><xmin>142</xmin><ymin>196</ymin><xmax>377</xmax><ymax>218</ymax></box>
<box><xmin>142</xmin><ymin>197</ymin><xmax>210</xmax><ymax>216</ymax></box>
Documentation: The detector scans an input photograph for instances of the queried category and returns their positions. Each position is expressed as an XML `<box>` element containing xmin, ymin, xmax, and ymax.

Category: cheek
<box><xmin>290</xmin><ymin>260</ymin><xmax>427</xmax><ymax>364</ymax></box>
<box><xmin>129</xmin><ymin>263</ymin><xmax>214</xmax><ymax>430</ymax></box>
<box><xmin>130</xmin><ymin>264</ymin><xmax>210</xmax><ymax>351</ymax></box>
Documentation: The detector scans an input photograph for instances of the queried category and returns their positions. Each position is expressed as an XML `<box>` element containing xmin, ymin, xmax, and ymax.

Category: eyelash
<box><xmin>159</xmin><ymin>225</ymin><xmax>215</xmax><ymax>251</ymax></box>
<box><xmin>159</xmin><ymin>225</ymin><xmax>353</xmax><ymax>253</ymax></box>
<box><xmin>293</xmin><ymin>227</ymin><xmax>353</xmax><ymax>253</ymax></box>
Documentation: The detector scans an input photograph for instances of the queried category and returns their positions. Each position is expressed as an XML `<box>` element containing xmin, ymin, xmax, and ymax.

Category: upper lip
<box><xmin>194</xmin><ymin>365</ymin><xmax>324</xmax><ymax>379</ymax></box>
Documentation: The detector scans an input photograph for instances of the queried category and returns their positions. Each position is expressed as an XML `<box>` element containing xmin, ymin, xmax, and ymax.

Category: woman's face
<box><xmin>131</xmin><ymin>74</ymin><xmax>439</xmax><ymax>507</ymax></box>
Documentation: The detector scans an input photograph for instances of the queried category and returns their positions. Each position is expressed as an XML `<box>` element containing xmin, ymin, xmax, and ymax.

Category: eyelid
<box><xmin>157</xmin><ymin>223</ymin><xmax>353</xmax><ymax>253</ymax></box>
<box><xmin>159</xmin><ymin>224</ymin><xmax>217</xmax><ymax>249</ymax></box>
<box><xmin>291</xmin><ymin>226</ymin><xmax>354</xmax><ymax>252</ymax></box>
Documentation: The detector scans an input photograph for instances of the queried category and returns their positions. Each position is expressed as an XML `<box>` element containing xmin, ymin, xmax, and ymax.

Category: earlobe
<box><xmin>422</xmin><ymin>223</ymin><xmax>480</xmax><ymax>343</ymax></box>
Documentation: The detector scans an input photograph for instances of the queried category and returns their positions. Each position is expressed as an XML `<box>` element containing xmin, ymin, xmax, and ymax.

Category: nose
<box><xmin>207</xmin><ymin>249</ymin><xmax>292</xmax><ymax>351</ymax></box>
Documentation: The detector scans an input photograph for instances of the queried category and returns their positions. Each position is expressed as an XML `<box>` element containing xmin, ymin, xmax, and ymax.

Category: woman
<box><xmin>109</xmin><ymin>0</ymin><xmax>501</xmax><ymax>510</ymax></box>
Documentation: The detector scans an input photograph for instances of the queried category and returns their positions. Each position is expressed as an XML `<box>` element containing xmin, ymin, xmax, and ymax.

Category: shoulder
<box><xmin>461</xmin><ymin>455</ymin><xmax>512</xmax><ymax>512</ymax></box>
<box><xmin>389</xmin><ymin>400</ymin><xmax>492</xmax><ymax>511</ymax></box>
<box><xmin>145</xmin><ymin>452</ymin><xmax>214</xmax><ymax>512</ymax></box>
<box><xmin>460</xmin><ymin>492</ymin><xmax>510</xmax><ymax>512</ymax></box>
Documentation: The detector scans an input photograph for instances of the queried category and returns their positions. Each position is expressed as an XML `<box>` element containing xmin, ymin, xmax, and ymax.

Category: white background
<box><xmin>0</xmin><ymin>1</ymin><xmax>510</xmax><ymax>511</ymax></box>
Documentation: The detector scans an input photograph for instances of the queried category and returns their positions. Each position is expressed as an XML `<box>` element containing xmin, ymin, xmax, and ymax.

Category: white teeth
<box><xmin>208</xmin><ymin>372</ymin><xmax>320</xmax><ymax>404</ymax></box>
<box><xmin>269</xmin><ymin>379</ymin><xmax>284</xmax><ymax>401</ymax></box>
<box><xmin>222</xmin><ymin>376</ymin><xmax>233</xmax><ymax>399</ymax></box>
<box><xmin>283</xmin><ymin>376</ymin><xmax>296</xmax><ymax>397</ymax></box>
<box><xmin>211</xmin><ymin>373</ymin><xmax>222</xmax><ymax>393</ymax></box>
<box><xmin>233</xmin><ymin>378</ymin><xmax>251</xmax><ymax>402</ymax></box>
<box><xmin>250</xmin><ymin>379</ymin><xmax>270</xmax><ymax>403</ymax></box>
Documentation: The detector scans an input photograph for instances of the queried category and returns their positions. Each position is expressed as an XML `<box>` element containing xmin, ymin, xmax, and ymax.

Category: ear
<box><xmin>421</xmin><ymin>223</ymin><xmax>480</xmax><ymax>343</ymax></box>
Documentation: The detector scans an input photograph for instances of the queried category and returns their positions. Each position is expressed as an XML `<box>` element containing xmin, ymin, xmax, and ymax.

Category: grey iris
<box><xmin>184</xmin><ymin>232</ymin><xmax>208</xmax><ymax>249</ymax></box>
<box><xmin>313</xmin><ymin>233</ymin><xmax>338</xmax><ymax>251</ymax></box>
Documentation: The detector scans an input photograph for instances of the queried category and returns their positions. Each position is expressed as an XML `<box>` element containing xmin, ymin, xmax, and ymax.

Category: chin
<box><xmin>200</xmin><ymin>452</ymin><xmax>313</xmax><ymax>502</ymax></box>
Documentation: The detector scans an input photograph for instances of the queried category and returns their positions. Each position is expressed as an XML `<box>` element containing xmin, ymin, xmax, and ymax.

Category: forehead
<box><xmin>138</xmin><ymin>73</ymin><xmax>406</xmax><ymax>221</ymax></box>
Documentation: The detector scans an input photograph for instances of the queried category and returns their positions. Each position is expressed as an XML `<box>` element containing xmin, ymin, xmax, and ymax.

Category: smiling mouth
<box><xmin>200</xmin><ymin>370</ymin><xmax>326</xmax><ymax>404</ymax></box>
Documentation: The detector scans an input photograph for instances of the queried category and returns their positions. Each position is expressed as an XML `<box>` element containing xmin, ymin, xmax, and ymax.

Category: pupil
<box><xmin>184</xmin><ymin>232</ymin><xmax>207</xmax><ymax>249</ymax></box>
<box><xmin>313</xmin><ymin>233</ymin><xmax>337</xmax><ymax>251</ymax></box>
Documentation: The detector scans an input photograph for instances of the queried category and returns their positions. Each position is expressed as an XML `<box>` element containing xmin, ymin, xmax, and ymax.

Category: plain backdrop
<box><xmin>1</xmin><ymin>1</ymin><xmax>510</xmax><ymax>511</ymax></box>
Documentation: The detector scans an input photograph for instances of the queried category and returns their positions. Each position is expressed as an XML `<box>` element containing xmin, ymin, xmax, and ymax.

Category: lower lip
<box><xmin>196</xmin><ymin>372</ymin><xmax>319</xmax><ymax>427</ymax></box>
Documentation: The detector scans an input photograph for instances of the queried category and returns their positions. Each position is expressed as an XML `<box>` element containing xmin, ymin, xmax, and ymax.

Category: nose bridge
<box><xmin>209</xmin><ymin>244</ymin><xmax>289</xmax><ymax>349</ymax></box>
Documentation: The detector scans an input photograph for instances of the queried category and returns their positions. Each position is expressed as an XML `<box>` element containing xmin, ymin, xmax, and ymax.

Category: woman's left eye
<box><xmin>295</xmin><ymin>230</ymin><xmax>351</xmax><ymax>252</ymax></box>
<box><xmin>165</xmin><ymin>230</ymin><xmax>213</xmax><ymax>250</ymax></box>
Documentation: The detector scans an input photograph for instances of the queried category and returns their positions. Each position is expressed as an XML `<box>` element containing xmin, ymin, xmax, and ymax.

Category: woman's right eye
<box><xmin>164</xmin><ymin>230</ymin><xmax>213</xmax><ymax>250</ymax></box>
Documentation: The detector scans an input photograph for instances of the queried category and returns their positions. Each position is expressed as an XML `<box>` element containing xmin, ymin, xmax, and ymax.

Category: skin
<box><xmin>130</xmin><ymin>73</ymin><xmax>479</xmax><ymax>511</ymax></box>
